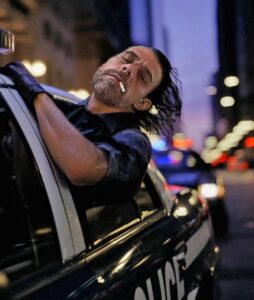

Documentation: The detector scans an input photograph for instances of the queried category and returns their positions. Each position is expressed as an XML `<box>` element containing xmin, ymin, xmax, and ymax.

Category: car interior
<box><xmin>0</xmin><ymin>96</ymin><xmax>59</xmax><ymax>282</ymax></box>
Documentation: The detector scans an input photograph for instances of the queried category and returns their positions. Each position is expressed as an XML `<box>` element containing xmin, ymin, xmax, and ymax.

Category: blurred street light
<box><xmin>224</xmin><ymin>76</ymin><xmax>239</xmax><ymax>87</ymax></box>
<box><xmin>172</xmin><ymin>132</ymin><xmax>193</xmax><ymax>149</ymax></box>
<box><xmin>68</xmin><ymin>89</ymin><xmax>90</xmax><ymax>99</ymax></box>
<box><xmin>220</xmin><ymin>96</ymin><xmax>235</xmax><ymax>107</ymax></box>
<box><xmin>206</xmin><ymin>85</ymin><xmax>217</xmax><ymax>95</ymax></box>
<box><xmin>204</xmin><ymin>136</ymin><xmax>218</xmax><ymax>148</ymax></box>
<box><xmin>202</xmin><ymin>119</ymin><xmax>254</xmax><ymax>164</ymax></box>
<box><xmin>22</xmin><ymin>60</ymin><xmax>47</xmax><ymax>77</ymax></box>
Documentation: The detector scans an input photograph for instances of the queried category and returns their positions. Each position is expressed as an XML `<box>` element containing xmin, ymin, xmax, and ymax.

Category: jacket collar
<box><xmin>83</xmin><ymin>98</ymin><xmax>139</xmax><ymax>134</ymax></box>
<box><xmin>99</xmin><ymin>112</ymin><xmax>139</xmax><ymax>133</ymax></box>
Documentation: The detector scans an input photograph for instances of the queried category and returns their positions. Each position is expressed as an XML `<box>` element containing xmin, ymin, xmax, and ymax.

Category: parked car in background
<box><xmin>152</xmin><ymin>145</ymin><xmax>229</xmax><ymax>236</ymax></box>
<box><xmin>0</xmin><ymin>73</ymin><xmax>219</xmax><ymax>300</ymax></box>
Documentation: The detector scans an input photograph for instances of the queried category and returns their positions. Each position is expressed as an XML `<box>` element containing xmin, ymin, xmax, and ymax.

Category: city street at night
<box><xmin>1</xmin><ymin>1</ymin><xmax>254</xmax><ymax>299</ymax></box>
<box><xmin>215</xmin><ymin>170</ymin><xmax>254</xmax><ymax>300</ymax></box>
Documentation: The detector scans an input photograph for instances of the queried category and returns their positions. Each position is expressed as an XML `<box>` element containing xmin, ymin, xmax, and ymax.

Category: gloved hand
<box><xmin>0</xmin><ymin>60</ymin><xmax>50</xmax><ymax>109</ymax></box>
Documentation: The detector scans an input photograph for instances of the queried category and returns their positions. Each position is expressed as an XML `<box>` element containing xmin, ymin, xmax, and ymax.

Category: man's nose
<box><xmin>122</xmin><ymin>65</ymin><xmax>131</xmax><ymax>77</ymax></box>
<box><xmin>122</xmin><ymin>62</ymin><xmax>140</xmax><ymax>77</ymax></box>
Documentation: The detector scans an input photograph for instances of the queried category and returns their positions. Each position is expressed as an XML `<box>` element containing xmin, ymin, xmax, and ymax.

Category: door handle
<box><xmin>174</xmin><ymin>241</ymin><xmax>187</xmax><ymax>273</ymax></box>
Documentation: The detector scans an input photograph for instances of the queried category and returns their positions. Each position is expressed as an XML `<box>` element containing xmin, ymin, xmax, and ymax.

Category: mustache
<box><xmin>102</xmin><ymin>69</ymin><xmax>127</xmax><ymax>86</ymax></box>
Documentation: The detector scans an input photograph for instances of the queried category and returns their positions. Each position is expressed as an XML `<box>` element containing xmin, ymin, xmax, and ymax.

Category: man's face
<box><xmin>92</xmin><ymin>46</ymin><xmax>162</xmax><ymax>111</ymax></box>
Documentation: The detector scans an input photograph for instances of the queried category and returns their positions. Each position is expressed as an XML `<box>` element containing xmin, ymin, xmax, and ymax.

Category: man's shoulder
<box><xmin>114</xmin><ymin>127</ymin><xmax>149</xmax><ymax>139</ymax></box>
<box><xmin>113</xmin><ymin>128</ymin><xmax>152</xmax><ymax>149</ymax></box>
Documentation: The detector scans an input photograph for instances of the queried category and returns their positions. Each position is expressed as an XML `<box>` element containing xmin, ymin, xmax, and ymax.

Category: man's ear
<box><xmin>133</xmin><ymin>98</ymin><xmax>152</xmax><ymax>111</ymax></box>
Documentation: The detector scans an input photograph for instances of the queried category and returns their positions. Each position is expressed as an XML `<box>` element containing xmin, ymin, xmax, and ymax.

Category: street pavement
<box><xmin>214</xmin><ymin>170</ymin><xmax>254</xmax><ymax>300</ymax></box>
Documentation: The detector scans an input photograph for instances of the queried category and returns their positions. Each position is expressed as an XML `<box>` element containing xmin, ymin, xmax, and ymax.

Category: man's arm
<box><xmin>34</xmin><ymin>93</ymin><xmax>108</xmax><ymax>186</ymax></box>
<box><xmin>0</xmin><ymin>61</ymin><xmax>108</xmax><ymax>185</ymax></box>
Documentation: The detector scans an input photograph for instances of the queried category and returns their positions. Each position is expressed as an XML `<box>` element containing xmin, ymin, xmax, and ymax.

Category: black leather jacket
<box><xmin>57</xmin><ymin>99</ymin><xmax>152</xmax><ymax>206</ymax></box>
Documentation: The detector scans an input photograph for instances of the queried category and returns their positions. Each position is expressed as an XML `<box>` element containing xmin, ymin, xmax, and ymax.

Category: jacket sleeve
<box><xmin>95</xmin><ymin>129</ymin><xmax>152</xmax><ymax>188</ymax></box>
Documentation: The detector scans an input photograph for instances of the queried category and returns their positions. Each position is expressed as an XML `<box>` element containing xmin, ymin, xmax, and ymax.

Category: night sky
<box><xmin>165</xmin><ymin>0</ymin><xmax>218</xmax><ymax>151</ymax></box>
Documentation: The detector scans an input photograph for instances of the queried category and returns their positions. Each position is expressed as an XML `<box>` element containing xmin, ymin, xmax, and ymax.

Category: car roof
<box><xmin>0</xmin><ymin>73</ymin><xmax>85</xmax><ymax>105</ymax></box>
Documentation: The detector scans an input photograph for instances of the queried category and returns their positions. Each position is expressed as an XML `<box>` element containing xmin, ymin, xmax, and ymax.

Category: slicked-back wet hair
<box><xmin>135</xmin><ymin>48</ymin><xmax>182</xmax><ymax>140</ymax></box>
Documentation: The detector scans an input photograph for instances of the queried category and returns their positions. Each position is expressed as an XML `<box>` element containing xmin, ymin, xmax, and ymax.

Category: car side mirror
<box><xmin>0</xmin><ymin>29</ymin><xmax>15</xmax><ymax>54</ymax></box>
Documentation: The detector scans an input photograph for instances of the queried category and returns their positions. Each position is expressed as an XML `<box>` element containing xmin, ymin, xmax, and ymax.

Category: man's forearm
<box><xmin>34</xmin><ymin>93</ymin><xmax>108</xmax><ymax>186</ymax></box>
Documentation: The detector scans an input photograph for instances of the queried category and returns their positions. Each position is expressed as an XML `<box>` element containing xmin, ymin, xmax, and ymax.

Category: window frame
<box><xmin>85</xmin><ymin>168</ymin><xmax>171</xmax><ymax>249</ymax></box>
<box><xmin>86</xmin><ymin>205</ymin><xmax>168</xmax><ymax>256</ymax></box>
<box><xmin>0</xmin><ymin>77</ymin><xmax>85</xmax><ymax>261</ymax></box>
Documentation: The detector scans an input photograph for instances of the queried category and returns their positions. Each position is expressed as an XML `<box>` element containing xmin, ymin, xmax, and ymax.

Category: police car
<box><xmin>0</xmin><ymin>72</ymin><xmax>219</xmax><ymax>300</ymax></box>
<box><xmin>0</xmin><ymin>33</ymin><xmax>218</xmax><ymax>300</ymax></box>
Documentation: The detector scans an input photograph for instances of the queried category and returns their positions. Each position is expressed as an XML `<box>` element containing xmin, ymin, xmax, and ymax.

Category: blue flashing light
<box><xmin>156</xmin><ymin>156</ymin><xmax>170</xmax><ymax>166</ymax></box>
<box><xmin>151</xmin><ymin>139</ymin><xmax>168</xmax><ymax>151</ymax></box>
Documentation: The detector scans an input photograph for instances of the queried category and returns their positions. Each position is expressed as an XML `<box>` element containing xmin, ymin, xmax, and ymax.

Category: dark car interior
<box><xmin>0</xmin><ymin>97</ymin><xmax>60</xmax><ymax>283</ymax></box>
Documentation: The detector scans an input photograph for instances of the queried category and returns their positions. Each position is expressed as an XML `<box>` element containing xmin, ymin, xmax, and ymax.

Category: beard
<box><xmin>92</xmin><ymin>68</ymin><xmax>121</xmax><ymax>108</ymax></box>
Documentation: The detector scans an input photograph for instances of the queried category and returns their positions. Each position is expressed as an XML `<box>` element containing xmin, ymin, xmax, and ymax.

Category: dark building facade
<box><xmin>205</xmin><ymin>0</ymin><xmax>254</xmax><ymax>164</ymax></box>
<box><xmin>213</xmin><ymin>0</ymin><xmax>254</xmax><ymax>137</ymax></box>
<box><xmin>236</xmin><ymin>1</ymin><xmax>254</xmax><ymax>120</ymax></box>
<box><xmin>0</xmin><ymin>0</ymin><xmax>131</xmax><ymax>92</ymax></box>
<box><xmin>212</xmin><ymin>0</ymin><xmax>239</xmax><ymax>139</ymax></box>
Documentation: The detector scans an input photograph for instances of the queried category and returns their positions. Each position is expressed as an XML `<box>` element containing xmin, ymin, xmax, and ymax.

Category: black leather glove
<box><xmin>0</xmin><ymin>60</ymin><xmax>49</xmax><ymax>109</ymax></box>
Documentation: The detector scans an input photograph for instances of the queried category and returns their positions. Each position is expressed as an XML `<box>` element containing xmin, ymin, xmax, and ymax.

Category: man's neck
<box><xmin>87</xmin><ymin>94</ymin><xmax>133</xmax><ymax>114</ymax></box>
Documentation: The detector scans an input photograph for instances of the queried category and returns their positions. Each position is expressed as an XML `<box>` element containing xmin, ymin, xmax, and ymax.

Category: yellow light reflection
<box><xmin>173</xmin><ymin>206</ymin><xmax>188</xmax><ymax>217</ymax></box>
<box><xmin>96</xmin><ymin>276</ymin><xmax>105</xmax><ymax>284</ymax></box>
<box><xmin>131</xmin><ymin>255</ymin><xmax>150</xmax><ymax>270</ymax></box>
<box><xmin>111</xmin><ymin>246</ymin><xmax>138</xmax><ymax>275</ymax></box>
<box><xmin>189</xmin><ymin>196</ymin><xmax>197</xmax><ymax>206</ymax></box>
<box><xmin>186</xmin><ymin>156</ymin><xmax>196</xmax><ymax>167</ymax></box>
<box><xmin>35</xmin><ymin>227</ymin><xmax>52</xmax><ymax>235</ymax></box>
<box><xmin>214</xmin><ymin>246</ymin><xmax>219</xmax><ymax>253</ymax></box>
<box><xmin>0</xmin><ymin>272</ymin><xmax>9</xmax><ymax>287</ymax></box>
<box><xmin>150</xmin><ymin>105</ymin><xmax>159</xmax><ymax>115</ymax></box>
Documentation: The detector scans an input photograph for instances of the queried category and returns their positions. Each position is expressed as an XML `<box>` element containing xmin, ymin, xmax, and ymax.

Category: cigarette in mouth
<box><xmin>119</xmin><ymin>81</ymin><xmax>126</xmax><ymax>93</ymax></box>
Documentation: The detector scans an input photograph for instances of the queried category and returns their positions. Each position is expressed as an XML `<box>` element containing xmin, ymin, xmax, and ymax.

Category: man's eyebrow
<box><xmin>124</xmin><ymin>50</ymin><xmax>139</xmax><ymax>59</ymax></box>
<box><xmin>124</xmin><ymin>50</ymin><xmax>153</xmax><ymax>83</ymax></box>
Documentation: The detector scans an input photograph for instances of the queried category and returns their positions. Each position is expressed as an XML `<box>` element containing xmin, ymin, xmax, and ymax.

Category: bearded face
<box><xmin>91</xmin><ymin>46</ymin><xmax>162</xmax><ymax>112</ymax></box>
<box><xmin>92</xmin><ymin>68</ymin><xmax>124</xmax><ymax>108</ymax></box>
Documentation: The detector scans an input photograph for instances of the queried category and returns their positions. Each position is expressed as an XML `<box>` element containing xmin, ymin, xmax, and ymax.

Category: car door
<box><xmin>91</xmin><ymin>168</ymin><xmax>216</xmax><ymax>300</ymax></box>
<box><xmin>143</xmin><ymin>166</ymin><xmax>217</xmax><ymax>300</ymax></box>
<box><xmin>0</xmin><ymin>76</ymin><xmax>108</xmax><ymax>299</ymax></box>
<box><xmin>76</xmin><ymin>169</ymin><xmax>188</xmax><ymax>300</ymax></box>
